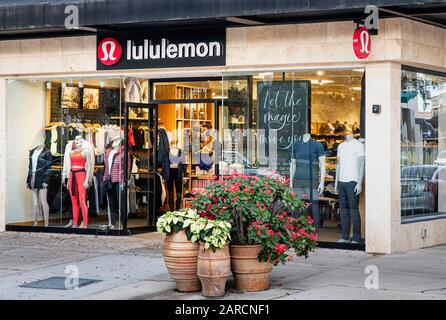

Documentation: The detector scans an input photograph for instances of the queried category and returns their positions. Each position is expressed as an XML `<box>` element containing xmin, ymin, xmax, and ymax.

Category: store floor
<box><xmin>318</xmin><ymin>219</ymin><xmax>342</xmax><ymax>242</ymax></box>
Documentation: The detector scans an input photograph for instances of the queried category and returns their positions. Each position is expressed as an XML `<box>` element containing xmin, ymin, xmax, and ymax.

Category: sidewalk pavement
<box><xmin>0</xmin><ymin>231</ymin><xmax>445</xmax><ymax>300</ymax></box>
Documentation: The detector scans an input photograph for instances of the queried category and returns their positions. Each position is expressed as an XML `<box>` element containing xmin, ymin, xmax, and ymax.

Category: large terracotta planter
<box><xmin>197</xmin><ymin>243</ymin><xmax>231</xmax><ymax>297</ymax></box>
<box><xmin>230</xmin><ymin>244</ymin><xmax>273</xmax><ymax>292</ymax></box>
<box><xmin>163</xmin><ymin>230</ymin><xmax>201</xmax><ymax>292</ymax></box>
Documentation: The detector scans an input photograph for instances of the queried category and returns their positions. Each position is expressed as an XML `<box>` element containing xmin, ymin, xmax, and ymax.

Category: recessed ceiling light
<box><xmin>317</xmin><ymin>71</ymin><xmax>324</xmax><ymax>76</ymax></box>
<box><xmin>311</xmin><ymin>80</ymin><xmax>334</xmax><ymax>85</ymax></box>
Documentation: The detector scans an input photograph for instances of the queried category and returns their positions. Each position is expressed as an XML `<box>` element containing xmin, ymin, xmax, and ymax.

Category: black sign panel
<box><xmin>257</xmin><ymin>80</ymin><xmax>310</xmax><ymax>175</ymax></box>
<box><xmin>97</xmin><ymin>29</ymin><xmax>226</xmax><ymax>70</ymax></box>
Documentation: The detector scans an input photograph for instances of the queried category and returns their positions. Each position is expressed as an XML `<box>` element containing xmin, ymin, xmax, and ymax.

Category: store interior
<box><xmin>6</xmin><ymin>69</ymin><xmax>365</xmax><ymax>243</ymax></box>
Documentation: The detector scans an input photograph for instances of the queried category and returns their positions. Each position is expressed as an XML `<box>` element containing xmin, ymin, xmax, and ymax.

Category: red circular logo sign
<box><xmin>98</xmin><ymin>38</ymin><xmax>122</xmax><ymax>66</ymax></box>
<box><xmin>353</xmin><ymin>27</ymin><xmax>371</xmax><ymax>60</ymax></box>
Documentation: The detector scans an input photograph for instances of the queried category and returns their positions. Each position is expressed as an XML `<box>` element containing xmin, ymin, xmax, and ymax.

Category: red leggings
<box><xmin>69</xmin><ymin>170</ymin><xmax>88</xmax><ymax>227</ymax></box>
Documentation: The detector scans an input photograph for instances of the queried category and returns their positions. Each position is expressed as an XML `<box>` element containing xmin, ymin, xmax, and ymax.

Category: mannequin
<box><xmin>26</xmin><ymin>143</ymin><xmax>52</xmax><ymax>226</ymax></box>
<box><xmin>104</xmin><ymin>136</ymin><xmax>130</xmax><ymax>229</ymax></box>
<box><xmin>63</xmin><ymin>136</ymin><xmax>92</xmax><ymax>228</ymax></box>
<box><xmin>167</xmin><ymin>139</ymin><xmax>185</xmax><ymax>211</ymax></box>
<box><xmin>63</xmin><ymin>135</ymin><xmax>95</xmax><ymax>184</ymax></box>
<box><xmin>334</xmin><ymin>134</ymin><xmax>365</xmax><ymax>243</ymax></box>
<box><xmin>62</xmin><ymin>135</ymin><xmax>95</xmax><ymax>227</ymax></box>
<box><xmin>290</xmin><ymin>133</ymin><xmax>326</xmax><ymax>230</ymax></box>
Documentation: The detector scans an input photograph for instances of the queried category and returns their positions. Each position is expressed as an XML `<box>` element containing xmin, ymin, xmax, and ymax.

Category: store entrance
<box><xmin>124</xmin><ymin>92</ymin><xmax>218</xmax><ymax>231</ymax></box>
<box><xmin>124</xmin><ymin>102</ymin><xmax>159</xmax><ymax>231</ymax></box>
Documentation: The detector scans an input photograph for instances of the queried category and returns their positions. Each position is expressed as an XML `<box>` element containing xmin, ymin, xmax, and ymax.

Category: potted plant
<box><xmin>191</xmin><ymin>217</ymin><xmax>232</xmax><ymax>297</ymax></box>
<box><xmin>191</xmin><ymin>171</ymin><xmax>318</xmax><ymax>291</ymax></box>
<box><xmin>156</xmin><ymin>208</ymin><xmax>201</xmax><ymax>292</ymax></box>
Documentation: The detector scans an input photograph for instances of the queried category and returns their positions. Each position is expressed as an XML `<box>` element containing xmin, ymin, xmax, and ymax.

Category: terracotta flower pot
<box><xmin>163</xmin><ymin>230</ymin><xmax>201</xmax><ymax>292</ymax></box>
<box><xmin>230</xmin><ymin>244</ymin><xmax>273</xmax><ymax>292</ymax></box>
<box><xmin>197</xmin><ymin>243</ymin><xmax>231</xmax><ymax>297</ymax></box>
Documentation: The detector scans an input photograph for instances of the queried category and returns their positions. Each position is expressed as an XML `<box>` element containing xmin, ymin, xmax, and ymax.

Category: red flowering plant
<box><xmin>191</xmin><ymin>171</ymin><xmax>318</xmax><ymax>266</ymax></box>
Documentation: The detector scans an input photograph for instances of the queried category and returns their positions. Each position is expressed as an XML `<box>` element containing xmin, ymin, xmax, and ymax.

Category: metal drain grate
<box><xmin>20</xmin><ymin>276</ymin><xmax>101</xmax><ymax>290</ymax></box>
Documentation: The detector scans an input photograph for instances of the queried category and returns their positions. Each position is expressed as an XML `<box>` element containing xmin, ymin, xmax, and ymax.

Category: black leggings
<box><xmin>167</xmin><ymin>168</ymin><xmax>183</xmax><ymax>211</ymax></box>
<box><xmin>107</xmin><ymin>182</ymin><xmax>125</xmax><ymax>225</ymax></box>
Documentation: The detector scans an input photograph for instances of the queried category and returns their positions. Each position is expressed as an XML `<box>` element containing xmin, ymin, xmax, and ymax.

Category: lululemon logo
<box><xmin>353</xmin><ymin>27</ymin><xmax>371</xmax><ymax>60</ymax></box>
<box><xmin>98</xmin><ymin>38</ymin><xmax>122</xmax><ymax>66</ymax></box>
<box><xmin>359</xmin><ymin>30</ymin><xmax>370</xmax><ymax>54</ymax></box>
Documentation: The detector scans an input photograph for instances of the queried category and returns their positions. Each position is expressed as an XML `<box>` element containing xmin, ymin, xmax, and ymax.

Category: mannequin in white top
<box><xmin>28</xmin><ymin>143</ymin><xmax>50</xmax><ymax>226</ymax></box>
<box><xmin>334</xmin><ymin>133</ymin><xmax>365</xmax><ymax>244</ymax></box>
<box><xmin>62</xmin><ymin>135</ymin><xmax>95</xmax><ymax>184</ymax></box>
<box><xmin>334</xmin><ymin>134</ymin><xmax>365</xmax><ymax>195</ymax></box>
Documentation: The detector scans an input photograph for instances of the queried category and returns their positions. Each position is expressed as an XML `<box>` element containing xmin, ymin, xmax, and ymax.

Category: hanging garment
<box><xmin>45</xmin><ymin>130</ymin><xmax>52</xmax><ymax>150</ymax></box>
<box><xmin>131</xmin><ymin>156</ymin><xmax>139</xmax><ymax>173</ymax></box>
<box><xmin>158</xmin><ymin>128</ymin><xmax>170</xmax><ymax>180</ymax></box>
<box><xmin>50</xmin><ymin>126</ymin><xmax>58</xmax><ymax>155</ymax></box>
<box><xmin>128</xmin><ymin>175</ymin><xmax>137</xmax><ymax>213</ymax></box>
<box><xmin>128</xmin><ymin>128</ymin><xmax>136</xmax><ymax>147</ymax></box>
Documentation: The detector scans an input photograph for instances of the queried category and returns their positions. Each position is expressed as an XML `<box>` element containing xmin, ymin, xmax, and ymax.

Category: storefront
<box><xmin>1</xmin><ymin>16</ymin><xmax>446</xmax><ymax>254</ymax></box>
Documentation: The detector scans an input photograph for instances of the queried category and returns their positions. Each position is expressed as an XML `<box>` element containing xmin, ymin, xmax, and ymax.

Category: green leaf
<box><xmin>183</xmin><ymin>219</ymin><xmax>192</xmax><ymax>228</ymax></box>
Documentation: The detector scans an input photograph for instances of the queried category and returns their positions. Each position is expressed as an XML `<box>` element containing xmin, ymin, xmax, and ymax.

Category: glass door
<box><xmin>125</xmin><ymin>102</ymin><xmax>158</xmax><ymax>230</ymax></box>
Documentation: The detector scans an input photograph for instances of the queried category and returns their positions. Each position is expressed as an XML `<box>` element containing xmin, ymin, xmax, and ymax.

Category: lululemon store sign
<box><xmin>97</xmin><ymin>29</ymin><xmax>226</xmax><ymax>70</ymax></box>
<box><xmin>352</xmin><ymin>27</ymin><xmax>371</xmax><ymax>60</ymax></box>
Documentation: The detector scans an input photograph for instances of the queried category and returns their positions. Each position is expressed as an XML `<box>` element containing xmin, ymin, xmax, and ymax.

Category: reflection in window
<box><xmin>401</xmin><ymin>69</ymin><xmax>446</xmax><ymax>219</ymax></box>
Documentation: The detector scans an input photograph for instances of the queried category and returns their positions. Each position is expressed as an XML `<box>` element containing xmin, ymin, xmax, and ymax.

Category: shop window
<box><xmin>401</xmin><ymin>69</ymin><xmax>446</xmax><ymax>221</ymax></box>
<box><xmin>221</xmin><ymin>70</ymin><xmax>366</xmax><ymax>243</ymax></box>
<box><xmin>6</xmin><ymin>78</ymin><xmax>123</xmax><ymax>230</ymax></box>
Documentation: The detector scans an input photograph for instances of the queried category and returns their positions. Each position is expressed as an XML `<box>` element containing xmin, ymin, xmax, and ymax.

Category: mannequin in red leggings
<box><xmin>67</xmin><ymin>138</ymin><xmax>92</xmax><ymax>228</ymax></box>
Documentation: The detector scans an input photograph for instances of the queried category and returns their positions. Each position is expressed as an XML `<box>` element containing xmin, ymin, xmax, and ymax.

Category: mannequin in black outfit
<box><xmin>167</xmin><ymin>140</ymin><xmax>185</xmax><ymax>210</ymax></box>
<box><xmin>26</xmin><ymin>144</ymin><xmax>52</xmax><ymax>226</ymax></box>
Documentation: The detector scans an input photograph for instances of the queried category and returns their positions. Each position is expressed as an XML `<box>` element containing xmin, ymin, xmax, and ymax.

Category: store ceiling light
<box><xmin>253</xmin><ymin>72</ymin><xmax>274</xmax><ymax>80</ymax></box>
<box><xmin>317</xmin><ymin>71</ymin><xmax>324</xmax><ymax>76</ymax></box>
<box><xmin>310</xmin><ymin>80</ymin><xmax>334</xmax><ymax>85</ymax></box>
